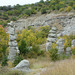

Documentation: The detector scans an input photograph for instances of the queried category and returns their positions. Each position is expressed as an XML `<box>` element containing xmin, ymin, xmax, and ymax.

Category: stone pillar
<box><xmin>7</xmin><ymin>21</ymin><xmax>20</xmax><ymax>61</ymax></box>
<box><xmin>66</xmin><ymin>47</ymin><xmax>71</xmax><ymax>56</ymax></box>
<box><xmin>71</xmin><ymin>39</ymin><xmax>75</xmax><ymax>48</ymax></box>
<box><xmin>56</xmin><ymin>38</ymin><xmax>65</xmax><ymax>54</ymax></box>
<box><xmin>46</xmin><ymin>27</ymin><xmax>57</xmax><ymax>51</ymax></box>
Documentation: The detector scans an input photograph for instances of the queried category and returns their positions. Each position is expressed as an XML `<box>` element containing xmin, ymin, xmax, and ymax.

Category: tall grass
<box><xmin>40</xmin><ymin>59</ymin><xmax>75</xmax><ymax>75</ymax></box>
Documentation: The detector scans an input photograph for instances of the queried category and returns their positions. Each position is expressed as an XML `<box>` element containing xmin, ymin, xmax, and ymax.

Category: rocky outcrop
<box><xmin>7</xmin><ymin>21</ymin><xmax>20</xmax><ymax>61</ymax></box>
<box><xmin>14</xmin><ymin>13</ymin><xmax>75</xmax><ymax>36</ymax></box>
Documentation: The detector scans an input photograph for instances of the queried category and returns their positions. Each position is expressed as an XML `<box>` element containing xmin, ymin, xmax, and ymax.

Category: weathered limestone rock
<box><xmin>46</xmin><ymin>27</ymin><xmax>57</xmax><ymax>51</ymax></box>
<box><xmin>71</xmin><ymin>39</ymin><xmax>75</xmax><ymax>48</ymax></box>
<box><xmin>56</xmin><ymin>38</ymin><xmax>65</xmax><ymax>54</ymax></box>
<box><xmin>46</xmin><ymin>42</ymin><xmax>52</xmax><ymax>51</ymax></box>
<box><xmin>12</xmin><ymin>60</ymin><xmax>31</xmax><ymax>72</ymax></box>
<box><xmin>7</xmin><ymin>21</ymin><xmax>20</xmax><ymax>61</ymax></box>
<box><xmin>66</xmin><ymin>47</ymin><xmax>71</xmax><ymax>56</ymax></box>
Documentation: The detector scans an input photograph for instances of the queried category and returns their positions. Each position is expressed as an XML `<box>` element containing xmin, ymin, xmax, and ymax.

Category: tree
<box><xmin>19</xmin><ymin>39</ymin><xmax>29</xmax><ymax>55</ymax></box>
<box><xmin>40</xmin><ymin>0</ymin><xmax>44</xmax><ymax>3</ymax></box>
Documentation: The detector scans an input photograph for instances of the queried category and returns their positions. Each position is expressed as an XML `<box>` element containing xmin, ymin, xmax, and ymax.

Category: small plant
<box><xmin>13</xmin><ymin>56</ymin><xmax>23</xmax><ymax>66</ymax></box>
<box><xmin>1</xmin><ymin>56</ymin><xmax>8</xmax><ymax>66</ymax></box>
<box><xmin>65</xmin><ymin>6</ymin><xmax>72</xmax><ymax>12</ymax></box>
<box><xmin>49</xmin><ymin>48</ymin><xmax>58</xmax><ymax>61</ymax></box>
<box><xmin>71</xmin><ymin>47</ymin><xmax>75</xmax><ymax>55</ymax></box>
<box><xmin>59</xmin><ymin>8</ymin><xmax>64</xmax><ymax>12</ymax></box>
<box><xmin>11</xmin><ymin>17</ymin><xmax>17</xmax><ymax>21</ymax></box>
<box><xmin>41</xmin><ymin>8</ymin><xmax>47</xmax><ymax>14</ymax></box>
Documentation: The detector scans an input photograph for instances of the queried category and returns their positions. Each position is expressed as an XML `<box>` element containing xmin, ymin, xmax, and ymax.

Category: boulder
<box><xmin>12</xmin><ymin>60</ymin><xmax>31</xmax><ymax>72</ymax></box>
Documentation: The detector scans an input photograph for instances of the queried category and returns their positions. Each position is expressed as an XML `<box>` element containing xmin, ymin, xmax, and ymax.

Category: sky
<box><xmin>0</xmin><ymin>0</ymin><xmax>46</xmax><ymax>6</ymax></box>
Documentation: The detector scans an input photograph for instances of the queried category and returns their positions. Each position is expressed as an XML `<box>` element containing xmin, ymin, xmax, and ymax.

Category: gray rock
<box><xmin>66</xmin><ymin>47</ymin><xmax>71</xmax><ymax>55</ymax></box>
<box><xmin>56</xmin><ymin>38</ymin><xmax>65</xmax><ymax>54</ymax></box>
<box><xmin>12</xmin><ymin>60</ymin><xmax>31</xmax><ymax>72</ymax></box>
<box><xmin>71</xmin><ymin>39</ymin><xmax>75</xmax><ymax>48</ymax></box>
<box><xmin>46</xmin><ymin>42</ymin><xmax>52</xmax><ymax>51</ymax></box>
<box><xmin>9</xmin><ymin>35</ymin><xmax>16</xmax><ymax>41</ymax></box>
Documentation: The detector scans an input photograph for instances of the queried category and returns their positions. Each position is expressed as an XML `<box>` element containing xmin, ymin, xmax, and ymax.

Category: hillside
<box><xmin>0</xmin><ymin>0</ymin><xmax>75</xmax><ymax>75</ymax></box>
<box><xmin>0</xmin><ymin>0</ymin><xmax>75</xmax><ymax>27</ymax></box>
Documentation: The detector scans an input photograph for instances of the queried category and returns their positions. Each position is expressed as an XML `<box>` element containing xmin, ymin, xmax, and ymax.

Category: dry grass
<box><xmin>40</xmin><ymin>59</ymin><xmax>75</xmax><ymax>75</ymax></box>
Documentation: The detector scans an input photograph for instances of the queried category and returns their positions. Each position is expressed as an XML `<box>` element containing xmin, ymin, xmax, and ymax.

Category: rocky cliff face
<box><xmin>14</xmin><ymin>12</ymin><xmax>75</xmax><ymax>35</ymax></box>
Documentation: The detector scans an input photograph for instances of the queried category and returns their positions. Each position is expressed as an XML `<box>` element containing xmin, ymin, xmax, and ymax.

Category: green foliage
<box><xmin>28</xmin><ymin>45</ymin><xmax>44</xmax><ymax>58</ymax></box>
<box><xmin>7</xmin><ymin>11</ymin><xmax>13</xmax><ymax>15</ymax></box>
<box><xmin>41</xmin><ymin>8</ymin><xmax>47</xmax><ymax>14</ymax></box>
<box><xmin>13</xmin><ymin>56</ymin><xmax>23</xmax><ymax>66</ymax></box>
<box><xmin>49</xmin><ymin>48</ymin><xmax>58</xmax><ymax>61</ymax></box>
<box><xmin>19</xmin><ymin>39</ymin><xmax>29</xmax><ymax>55</ymax></box>
<box><xmin>65</xmin><ymin>6</ymin><xmax>72</xmax><ymax>12</ymax></box>
<box><xmin>0</xmin><ymin>12</ymin><xmax>2</xmax><ymax>16</ymax></box>
<box><xmin>3</xmin><ymin>71</ymin><xmax>25</xmax><ymax>75</ymax></box>
<box><xmin>59</xmin><ymin>8</ymin><xmax>64</xmax><ymax>12</ymax></box>
<box><xmin>71</xmin><ymin>47</ymin><xmax>75</xmax><ymax>55</ymax></box>
<box><xmin>1</xmin><ymin>56</ymin><xmax>8</xmax><ymax>66</ymax></box>
<box><xmin>73</xmin><ymin>5</ymin><xmax>75</xmax><ymax>10</ymax></box>
<box><xmin>11</xmin><ymin>17</ymin><xmax>17</xmax><ymax>21</ymax></box>
<box><xmin>17</xmin><ymin>26</ymin><xmax>50</xmax><ymax>46</ymax></box>
<box><xmin>58</xmin><ymin>54</ymin><xmax>70</xmax><ymax>60</ymax></box>
<box><xmin>0</xmin><ymin>26</ymin><xmax>8</xmax><ymax>60</ymax></box>
<box><xmin>2</xmin><ymin>13</ymin><xmax>9</xmax><ymax>20</ymax></box>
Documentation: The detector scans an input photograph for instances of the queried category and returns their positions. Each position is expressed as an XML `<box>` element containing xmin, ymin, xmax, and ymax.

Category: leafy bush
<box><xmin>71</xmin><ymin>47</ymin><xmax>75</xmax><ymax>55</ymax></box>
<box><xmin>73</xmin><ymin>5</ymin><xmax>75</xmax><ymax>10</ymax></box>
<box><xmin>27</xmin><ymin>45</ymin><xmax>44</xmax><ymax>58</ymax></box>
<box><xmin>11</xmin><ymin>17</ymin><xmax>17</xmax><ymax>21</ymax></box>
<box><xmin>59</xmin><ymin>8</ymin><xmax>64</xmax><ymax>12</ymax></box>
<box><xmin>13</xmin><ymin>56</ymin><xmax>23</xmax><ymax>66</ymax></box>
<box><xmin>7</xmin><ymin>11</ymin><xmax>14</xmax><ymax>15</ymax></box>
<box><xmin>49</xmin><ymin>48</ymin><xmax>58</xmax><ymax>61</ymax></box>
<box><xmin>65</xmin><ymin>6</ymin><xmax>72</xmax><ymax>12</ymax></box>
<box><xmin>19</xmin><ymin>39</ymin><xmax>29</xmax><ymax>56</ymax></box>
<box><xmin>0</xmin><ymin>12</ymin><xmax>2</xmax><ymax>16</ymax></box>
<box><xmin>41</xmin><ymin>8</ymin><xmax>47</xmax><ymax>14</ymax></box>
<box><xmin>1</xmin><ymin>56</ymin><xmax>8</xmax><ymax>66</ymax></box>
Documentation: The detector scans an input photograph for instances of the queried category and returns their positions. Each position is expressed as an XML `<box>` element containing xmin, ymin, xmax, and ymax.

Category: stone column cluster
<box><xmin>56</xmin><ymin>38</ymin><xmax>65</xmax><ymax>54</ymax></box>
<box><xmin>46</xmin><ymin>27</ymin><xmax>57</xmax><ymax>51</ymax></box>
<box><xmin>7</xmin><ymin>21</ymin><xmax>19</xmax><ymax>61</ymax></box>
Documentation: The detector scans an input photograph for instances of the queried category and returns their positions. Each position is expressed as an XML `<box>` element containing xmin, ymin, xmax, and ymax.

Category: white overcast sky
<box><xmin>0</xmin><ymin>0</ymin><xmax>46</xmax><ymax>6</ymax></box>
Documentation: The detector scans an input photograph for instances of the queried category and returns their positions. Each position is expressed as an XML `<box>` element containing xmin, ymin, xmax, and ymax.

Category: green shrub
<box><xmin>41</xmin><ymin>8</ymin><xmax>47</xmax><ymax>14</ymax></box>
<box><xmin>65</xmin><ymin>6</ymin><xmax>72</xmax><ymax>12</ymax></box>
<box><xmin>0</xmin><ymin>12</ymin><xmax>2</xmax><ymax>16</ymax></box>
<box><xmin>31</xmin><ymin>9</ymin><xmax>37</xmax><ymax>14</ymax></box>
<box><xmin>28</xmin><ymin>45</ymin><xmax>44</xmax><ymax>58</ymax></box>
<box><xmin>7</xmin><ymin>11</ymin><xmax>13</xmax><ymax>15</ymax></box>
<box><xmin>19</xmin><ymin>39</ymin><xmax>29</xmax><ymax>56</ymax></box>
<box><xmin>1</xmin><ymin>56</ymin><xmax>8</xmax><ymax>66</ymax></box>
<box><xmin>59</xmin><ymin>8</ymin><xmax>64</xmax><ymax>12</ymax></box>
<box><xmin>49</xmin><ymin>48</ymin><xmax>58</xmax><ymax>61</ymax></box>
<box><xmin>13</xmin><ymin>56</ymin><xmax>23</xmax><ymax>66</ymax></box>
<box><xmin>71</xmin><ymin>47</ymin><xmax>75</xmax><ymax>55</ymax></box>
<box><xmin>3</xmin><ymin>14</ymin><xmax>9</xmax><ymax>20</ymax></box>
<box><xmin>73</xmin><ymin>5</ymin><xmax>75</xmax><ymax>10</ymax></box>
<box><xmin>11</xmin><ymin>17</ymin><xmax>17</xmax><ymax>21</ymax></box>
